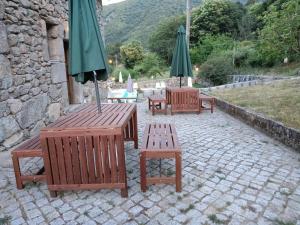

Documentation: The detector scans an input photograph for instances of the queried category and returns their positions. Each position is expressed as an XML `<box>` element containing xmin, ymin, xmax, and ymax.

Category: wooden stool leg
<box><xmin>175</xmin><ymin>152</ymin><xmax>182</xmax><ymax>192</ymax></box>
<box><xmin>12</xmin><ymin>155</ymin><xmax>24</xmax><ymax>189</ymax></box>
<box><xmin>148</xmin><ymin>99</ymin><xmax>151</xmax><ymax>110</ymax></box>
<box><xmin>121</xmin><ymin>173</ymin><xmax>128</xmax><ymax>198</ymax></box>
<box><xmin>50</xmin><ymin>191</ymin><xmax>57</xmax><ymax>197</ymax></box>
<box><xmin>140</xmin><ymin>153</ymin><xmax>147</xmax><ymax>192</ymax></box>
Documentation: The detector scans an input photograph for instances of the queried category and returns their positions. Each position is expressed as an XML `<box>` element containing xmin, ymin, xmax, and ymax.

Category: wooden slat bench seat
<box><xmin>140</xmin><ymin>123</ymin><xmax>182</xmax><ymax>192</ymax></box>
<box><xmin>199</xmin><ymin>94</ymin><xmax>215</xmax><ymax>113</ymax></box>
<box><xmin>11</xmin><ymin>136</ymin><xmax>46</xmax><ymax>189</ymax></box>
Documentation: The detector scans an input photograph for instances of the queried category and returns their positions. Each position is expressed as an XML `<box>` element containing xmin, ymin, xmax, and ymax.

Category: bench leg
<box><xmin>140</xmin><ymin>153</ymin><xmax>147</xmax><ymax>192</ymax></box>
<box><xmin>12</xmin><ymin>155</ymin><xmax>24</xmax><ymax>189</ymax></box>
<box><xmin>211</xmin><ymin>100</ymin><xmax>214</xmax><ymax>113</ymax></box>
<box><xmin>175</xmin><ymin>152</ymin><xmax>182</xmax><ymax>192</ymax></box>
<box><xmin>49</xmin><ymin>191</ymin><xmax>57</xmax><ymax>197</ymax></box>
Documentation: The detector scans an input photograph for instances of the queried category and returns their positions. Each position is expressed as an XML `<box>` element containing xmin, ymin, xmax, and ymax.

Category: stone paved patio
<box><xmin>1</xmin><ymin>101</ymin><xmax>300</xmax><ymax>225</ymax></box>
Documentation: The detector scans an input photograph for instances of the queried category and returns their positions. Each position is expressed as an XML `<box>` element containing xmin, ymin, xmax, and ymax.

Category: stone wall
<box><xmin>0</xmin><ymin>0</ymin><xmax>70</xmax><ymax>151</ymax></box>
<box><xmin>215</xmin><ymin>98</ymin><xmax>300</xmax><ymax>152</ymax></box>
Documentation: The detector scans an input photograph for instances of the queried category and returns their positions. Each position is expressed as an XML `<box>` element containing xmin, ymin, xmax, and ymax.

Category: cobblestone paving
<box><xmin>1</xmin><ymin>101</ymin><xmax>300</xmax><ymax>225</ymax></box>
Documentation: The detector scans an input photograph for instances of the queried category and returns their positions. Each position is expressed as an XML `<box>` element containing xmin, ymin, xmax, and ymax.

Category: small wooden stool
<box><xmin>199</xmin><ymin>94</ymin><xmax>215</xmax><ymax>113</ymax></box>
<box><xmin>140</xmin><ymin>123</ymin><xmax>182</xmax><ymax>192</ymax></box>
<box><xmin>148</xmin><ymin>95</ymin><xmax>167</xmax><ymax>115</ymax></box>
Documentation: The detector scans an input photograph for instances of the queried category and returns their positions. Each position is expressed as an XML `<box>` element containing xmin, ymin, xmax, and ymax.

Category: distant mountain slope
<box><xmin>103</xmin><ymin>0</ymin><xmax>202</xmax><ymax>46</ymax></box>
<box><xmin>103</xmin><ymin>0</ymin><xmax>249</xmax><ymax>46</ymax></box>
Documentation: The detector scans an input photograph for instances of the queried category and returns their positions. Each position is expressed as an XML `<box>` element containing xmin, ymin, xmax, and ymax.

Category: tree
<box><xmin>190</xmin><ymin>0</ymin><xmax>244</xmax><ymax>44</ymax></box>
<box><xmin>190</xmin><ymin>34</ymin><xmax>235</xmax><ymax>65</ymax></box>
<box><xmin>258</xmin><ymin>0</ymin><xmax>300</xmax><ymax>65</ymax></box>
<box><xmin>134</xmin><ymin>52</ymin><xmax>164</xmax><ymax>78</ymax></box>
<box><xmin>120</xmin><ymin>41</ymin><xmax>144</xmax><ymax>68</ymax></box>
<box><xmin>148</xmin><ymin>15</ymin><xmax>185</xmax><ymax>63</ymax></box>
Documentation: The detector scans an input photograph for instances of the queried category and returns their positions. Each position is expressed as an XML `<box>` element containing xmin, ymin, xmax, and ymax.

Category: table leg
<box><xmin>133</xmin><ymin>110</ymin><xmax>138</xmax><ymax>149</ymax></box>
<box><xmin>140</xmin><ymin>152</ymin><xmax>147</xmax><ymax>192</ymax></box>
<box><xmin>12</xmin><ymin>155</ymin><xmax>24</xmax><ymax>189</ymax></box>
<box><xmin>175</xmin><ymin>152</ymin><xmax>182</xmax><ymax>192</ymax></box>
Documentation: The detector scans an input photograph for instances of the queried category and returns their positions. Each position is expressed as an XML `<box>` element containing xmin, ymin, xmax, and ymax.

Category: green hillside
<box><xmin>103</xmin><ymin>0</ymin><xmax>202</xmax><ymax>46</ymax></box>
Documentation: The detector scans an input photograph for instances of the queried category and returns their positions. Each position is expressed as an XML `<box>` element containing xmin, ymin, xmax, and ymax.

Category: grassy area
<box><xmin>211</xmin><ymin>79</ymin><xmax>300</xmax><ymax>130</ymax></box>
<box><xmin>235</xmin><ymin>62</ymin><xmax>300</xmax><ymax>77</ymax></box>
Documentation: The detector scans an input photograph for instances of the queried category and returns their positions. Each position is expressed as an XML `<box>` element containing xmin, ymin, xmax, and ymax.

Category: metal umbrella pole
<box><xmin>93</xmin><ymin>71</ymin><xmax>102</xmax><ymax>113</ymax></box>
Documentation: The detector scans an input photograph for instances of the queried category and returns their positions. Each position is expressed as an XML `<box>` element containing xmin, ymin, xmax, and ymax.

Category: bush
<box><xmin>199</xmin><ymin>55</ymin><xmax>235</xmax><ymax>85</ymax></box>
<box><xmin>190</xmin><ymin>34</ymin><xmax>235</xmax><ymax>65</ymax></box>
<box><xmin>134</xmin><ymin>52</ymin><xmax>164</xmax><ymax>78</ymax></box>
<box><xmin>120</xmin><ymin>41</ymin><xmax>144</xmax><ymax>69</ymax></box>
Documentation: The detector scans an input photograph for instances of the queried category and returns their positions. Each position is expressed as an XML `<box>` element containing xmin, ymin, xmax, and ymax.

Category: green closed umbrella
<box><xmin>170</xmin><ymin>25</ymin><xmax>193</xmax><ymax>87</ymax></box>
<box><xmin>69</xmin><ymin>0</ymin><xmax>109</xmax><ymax>113</ymax></box>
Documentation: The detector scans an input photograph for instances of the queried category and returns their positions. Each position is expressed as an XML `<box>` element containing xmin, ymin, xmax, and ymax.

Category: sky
<box><xmin>102</xmin><ymin>0</ymin><xmax>127</xmax><ymax>6</ymax></box>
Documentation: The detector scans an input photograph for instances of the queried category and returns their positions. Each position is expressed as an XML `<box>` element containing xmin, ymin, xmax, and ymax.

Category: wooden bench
<box><xmin>199</xmin><ymin>94</ymin><xmax>215</xmax><ymax>113</ymax></box>
<box><xmin>11</xmin><ymin>136</ymin><xmax>46</xmax><ymax>189</ymax></box>
<box><xmin>140</xmin><ymin>123</ymin><xmax>182</xmax><ymax>192</ymax></box>
<box><xmin>166</xmin><ymin>87</ymin><xmax>200</xmax><ymax>115</ymax></box>
<box><xmin>148</xmin><ymin>95</ymin><xmax>167</xmax><ymax>115</ymax></box>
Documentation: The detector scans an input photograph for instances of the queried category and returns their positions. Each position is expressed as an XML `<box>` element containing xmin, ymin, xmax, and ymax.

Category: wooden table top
<box><xmin>148</xmin><ymin>95</ymin><xmax>166</xmax><ymax>101</ymax></box>
<box><xmin>42</xmin><ymin>103</ymin><xmax>136</xmax><ymax>131</ymax></box>
<box><xmin>166</xmin><ymin>87</ymin><xmax>198</xmax><ymax>92</ymax></box>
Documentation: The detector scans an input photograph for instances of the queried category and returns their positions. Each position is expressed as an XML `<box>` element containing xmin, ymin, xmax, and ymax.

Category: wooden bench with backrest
<box><xmin>166</xmin><ymin>87</ymin><xmax>200</xmax><ymax>115</ymax></box>
<box><xmin>140</xmin><ymin>123</ymin><xmax>182</xmax><ymax>192</ymax></box>
<box><xmin>11</xmin><ymin>136</ymin><xmax>46</xmax><ymax>189</ymax></box>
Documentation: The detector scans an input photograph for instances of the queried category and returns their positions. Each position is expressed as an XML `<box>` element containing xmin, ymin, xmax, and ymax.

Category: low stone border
<box><xmin>215</xmin><ymin>98</ymin><xmax>300</xmax><ymax>152</ymax></box>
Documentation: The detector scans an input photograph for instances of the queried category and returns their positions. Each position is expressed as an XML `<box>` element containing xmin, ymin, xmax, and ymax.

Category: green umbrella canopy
<box><xmin>170</xmin><ymin>25</ymin><xmax>193</xmax><ymax>86</ymax></box>
<box><xmin>69</xmin><ymin>0</ymin><xmax>109</xmax><ymax>84</ymax></box>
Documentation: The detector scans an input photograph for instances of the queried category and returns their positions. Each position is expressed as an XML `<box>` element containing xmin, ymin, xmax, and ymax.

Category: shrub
<box><xmin>134</xmin><ymin>52</ymin><xmax>164</xmax><ymax>78</ymax></box>
<box><xmin>199</xmin><ymin>55</ymin><xmax>235</xmax><ymax>85</ymax></box>
<box><xmin>120</xmin><ymin>41</ymin><xmax>144</xmax><ymax>69</ymax></box>
<box><xmin>190</xmin><ymin>34</ymin><xmax>235</xmax><ymax>65</ymax></box>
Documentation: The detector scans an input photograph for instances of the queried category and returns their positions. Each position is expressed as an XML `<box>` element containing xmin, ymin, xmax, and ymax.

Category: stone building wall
<box><xmin>0</xmin><ymin>0</ymin><xmax>69</xmax><ymax>151</ymax></box>
<box><xmin>0</xmin><ymin>0</ymin><xmax>107</xmax><ymax>151</ymax></box>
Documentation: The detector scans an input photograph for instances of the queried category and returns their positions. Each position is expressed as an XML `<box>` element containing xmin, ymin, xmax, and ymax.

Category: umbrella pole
<box><xmin>93</xmin><ymin>71</ymin><xmax>102</xmax><ymax>113</ymax></box>
<box><xmin>180</xmin><ymin>77</ymin><xmax>182</xmax><ymax>88</ymax></box>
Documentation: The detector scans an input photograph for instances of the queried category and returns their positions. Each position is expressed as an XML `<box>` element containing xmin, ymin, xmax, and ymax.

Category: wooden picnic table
<box><xmin>40</xmin><ymin>103</ymin><xmax>138</xmax><ymax>197</ymax></box>
<box><xmin>166</xmin><ymin>87</ymin><xmax>200</xmax><ymax>114</ymax></box>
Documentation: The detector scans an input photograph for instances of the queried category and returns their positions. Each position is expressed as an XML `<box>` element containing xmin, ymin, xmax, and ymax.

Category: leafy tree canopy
<box><xmin>258</xmin><ymin>0</ymin><xmax>300</xmax><ymax>65</ymax></box>
<box><xmin>148</xmin><ymin>15</ymin><xmax>186</xmax><ymax>63</ymax></box>
<box><xmin>120</xmin><ymin>41</ymin><xmax>144</xmax><ymax>68</ymax></box>
<box><xmin>191</xmin><ymin>0</ymin><xmax>244</xmax><ymax>44</ymax></box>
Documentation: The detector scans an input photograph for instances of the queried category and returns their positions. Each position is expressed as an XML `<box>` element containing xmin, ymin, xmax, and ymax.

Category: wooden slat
<box><xmin>62</xmin><ymin>137</ymin><xmax>74</xmax><ymax>184</ymax></box>
<box><xmin>109</xmin><ymin>136</ymin><xmax>118</xmax><ymax>183</ymax></box>
<box><xmin>86</xmin><ymin>136</ymin><xmax>96</xmax><ymax>183</ymax></box>
<box><xmin>54</xmin><ymin>137</ymin><xmax>67</xmax><ymax>184</ymax></box>
<box><xmin>48</xmin><ymin>137</ymin><xmax>60</xmax><ymax>185</ymax></box>
<box><xmin>78</xmin><ymin>136</ymin><xmax>88</xmax><ymax>183</ymax></box>
<box><xmin>141</xmin><ymin>124</ymin><xmax>150</xmax><ymax>149</ymax></box>
<box><xmin>93</xmin><ymin>136</ymin><xmax>103</xmax><ymax>183</ymax></box>
<box><xmin>101</xmin><ymin>136</ymin><xmax>110</xmax><ymax>183</ymax></box>
<box><xmin>71</xmin><ymin>136</ymin><xmax>81</xmax><ymax>184</ymax></box>
<box><xmin>116</xmin><ymin>135</ymin><xmax>125</xmax><ymax>184</ymax></box>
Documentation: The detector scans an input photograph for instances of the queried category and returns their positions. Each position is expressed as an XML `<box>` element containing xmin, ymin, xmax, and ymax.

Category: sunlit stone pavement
<box><xmin>1</xmin><ymin>101</ymin><xmax>300</xmax><ymax>225</ymax></box>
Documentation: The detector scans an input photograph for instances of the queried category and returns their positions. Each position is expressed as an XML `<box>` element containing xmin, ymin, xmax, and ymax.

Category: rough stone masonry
<box><xmin>0</xmin><ymin>0</ymin><xmax>103</xmax><ymax>151</ymax></box>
